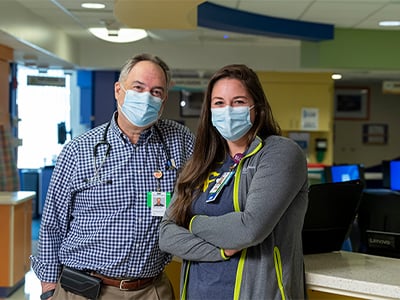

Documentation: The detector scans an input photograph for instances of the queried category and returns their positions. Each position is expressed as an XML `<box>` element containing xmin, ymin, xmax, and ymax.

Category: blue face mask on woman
<box><xmin>211</xmin><ymin>105</ymin><xmax>253</xmax><ymax>141</ymax></box>
<box><xmin>119</xmin><ymin>88</ymin><xmax>162</xmax><ymax>127</ymax></box>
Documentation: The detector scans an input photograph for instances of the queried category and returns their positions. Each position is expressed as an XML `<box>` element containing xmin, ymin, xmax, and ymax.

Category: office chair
<box><xmin>302</xmin><ymin>179</ymin><xmax>364</xmax><ymax>254</ymax></box>
<box><xmin>357</xmin><ymin>189</ymin><xmax>400</xmax><ymax>258</ymax></box>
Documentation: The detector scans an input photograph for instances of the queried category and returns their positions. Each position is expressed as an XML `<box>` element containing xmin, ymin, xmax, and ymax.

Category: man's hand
<box><xmin>41</xmin><ymin>282</ymin><xmax>57</xmax><ymax>300</ymax></box>
<box><xmin>224</xmin><ymin>249</ymin><xmax>241</xmax><ymax>257</ymax></box>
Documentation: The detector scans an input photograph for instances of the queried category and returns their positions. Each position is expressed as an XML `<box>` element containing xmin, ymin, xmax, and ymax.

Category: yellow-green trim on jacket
<box><xmin>274</xmin><ymin>246</ymin><xmax>286</xmax><ymax>300</ymax></box>
<box><xmin>232</xmin><ymin>136</ymin><xmax>263</xmax><ymax>299</ymax></box>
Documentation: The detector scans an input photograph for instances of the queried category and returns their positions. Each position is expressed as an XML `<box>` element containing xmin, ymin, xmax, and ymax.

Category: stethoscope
<box><xmin>91</xmin><ymin>121</ymin><xmax>176</xmax><ymax>182</ymax></box>
<box><xmin>92</xmin><ymin>121</ymin><xmax>112</xmax><ymax>181</ymax></box>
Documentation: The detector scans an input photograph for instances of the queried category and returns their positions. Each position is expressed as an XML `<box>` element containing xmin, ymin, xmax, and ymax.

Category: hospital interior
<box><xmin>1</xmin><ymin>1</ymin><xmax>400</xmax><ymax>299</ymax></box>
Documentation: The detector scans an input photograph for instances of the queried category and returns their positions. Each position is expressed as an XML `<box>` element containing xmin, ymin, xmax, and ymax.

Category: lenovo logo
<box><xmin>368</xmin><ymin>237</ymin><xmax>395</xmax><ymax>248</ymax></box>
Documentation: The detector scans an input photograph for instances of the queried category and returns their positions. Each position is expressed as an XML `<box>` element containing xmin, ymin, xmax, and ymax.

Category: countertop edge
<box><xmin>0</xmin><ymin>191</ymin><xmax>36</xmax><ymax>205</ymax></box>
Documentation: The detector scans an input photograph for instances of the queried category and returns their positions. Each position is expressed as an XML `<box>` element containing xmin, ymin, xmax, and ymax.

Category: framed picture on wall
<box><xmin>362</xmin><ymin>123</ymin><xmax>388</xmax><ymax>145</ymax></box>
<box><xmin>334</xmin><ymin>87</ymin><xmax>370</xmax><ymax>120</ymax></box>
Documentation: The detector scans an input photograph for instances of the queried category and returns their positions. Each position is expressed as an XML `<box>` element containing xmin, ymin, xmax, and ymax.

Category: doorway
<box><xmin>16</xmin><ymin>66</ymin><xmax>71</xmax><ymax>169</ymax></box>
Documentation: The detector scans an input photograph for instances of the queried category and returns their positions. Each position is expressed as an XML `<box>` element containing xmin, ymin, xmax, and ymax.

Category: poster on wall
<box><xmin>288</xmin><ymin>132</ymin><xmax>310</xmax><ymax>159</ymax></box>
<box><xmin>362</xmin><ymin>124</ymin><xmax>388</xmax><ymax>145</ymax></box>
<box><xmin>301</xmin><ymin>107</ymin><xmax>319</xmax><ymax>130</ymax></box>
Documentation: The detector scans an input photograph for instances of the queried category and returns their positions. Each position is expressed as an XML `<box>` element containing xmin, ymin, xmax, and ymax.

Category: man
<box><xmin>154</xmin><ymin>197</ymin><xmax>164</xmax><ymax>207</ymax></box>
<box><xmin>31</xmin><ymin>53</ymin><xmax>195</xmax><ymax>300</ymax></box>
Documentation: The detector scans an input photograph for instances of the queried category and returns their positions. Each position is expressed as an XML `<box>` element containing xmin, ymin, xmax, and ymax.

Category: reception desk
<box><xmin>166</xmin><ymin>251</ymin><xmax>400</xmax><ymax>300</ymax></box>
<box><xmin>0</xmin><ymin>191</ymin><xmax>35</xmax><ymax>297</ymax></box>
<box><xmin>305</xmin><ymin>251</ymin><xmax>400</xmax><ymax>300</ymax></box>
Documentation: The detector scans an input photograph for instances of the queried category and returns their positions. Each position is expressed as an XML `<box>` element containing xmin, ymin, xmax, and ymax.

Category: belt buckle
<box><xmin>119</xmin><ymin>279</ymin><xmax>132</xmax><ymax>291</ymax></box>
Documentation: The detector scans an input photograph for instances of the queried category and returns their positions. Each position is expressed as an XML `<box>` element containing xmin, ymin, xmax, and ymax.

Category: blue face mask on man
<box><xmin>119</xmin><ymin>88</ymin><xmax>162</xmax><ymax>127</ymax></box>
<box><xmin>211</xmin><ymin>105</ymin><xmax>254</xmax><ymax>141</ymax></box>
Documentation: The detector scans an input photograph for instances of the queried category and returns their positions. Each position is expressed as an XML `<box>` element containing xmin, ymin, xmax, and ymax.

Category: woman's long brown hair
<box><xmin>169</xmin><ymin>64</ymin><xmax>281</xmax><ymax>227</ymax></box>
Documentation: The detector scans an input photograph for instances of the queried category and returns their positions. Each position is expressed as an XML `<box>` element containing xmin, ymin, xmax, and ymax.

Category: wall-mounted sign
<box><xmin>382</xmin><ymin>81</ymin><xmax>400</xmax><ymax>94</ymax></box>
<box><xmin>27</xmin><ymin>75</ymin><xmax>66</xmax><ymax>87</ymax></box>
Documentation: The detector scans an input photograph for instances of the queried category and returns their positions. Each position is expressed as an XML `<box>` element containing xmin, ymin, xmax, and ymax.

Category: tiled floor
<box><xmin>4</xmin><ymin>269</ymin><xmax>41</xmax><ymax>300</ymax></box>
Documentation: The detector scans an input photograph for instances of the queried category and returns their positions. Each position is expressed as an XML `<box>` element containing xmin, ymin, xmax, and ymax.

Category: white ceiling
<box><xmin>1</xmin><ymin>0</ymin><xmax>400</xmax><ymax>80</ymax></box>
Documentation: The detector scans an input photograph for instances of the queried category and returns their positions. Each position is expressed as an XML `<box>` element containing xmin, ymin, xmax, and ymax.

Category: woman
<box><xmin>159</xmin><ymin>64</ymin><xmax>308</xmax><ymax>300</ymax></box>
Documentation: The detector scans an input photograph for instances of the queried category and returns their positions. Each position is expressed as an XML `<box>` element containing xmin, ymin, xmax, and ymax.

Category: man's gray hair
<box><xmin>118</xmin><ymin>53</ymin><xmax>171</xmax><ymax>88</ymax></box>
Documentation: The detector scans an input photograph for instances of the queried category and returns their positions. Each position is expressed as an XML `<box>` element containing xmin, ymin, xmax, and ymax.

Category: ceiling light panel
<box><xmin>89</xmin><ymin>28</ymin><xmax>147</xmax><ymax>43</ymax></box>
<box><xmin>81</xmin><ymin>3</ymin><xmax>106</xmax><ymax>9</ymax></box>
<box><xmin>358</xmin><ymin>3</ymin><xmax>400</xmax><ymax>28</ymax></box>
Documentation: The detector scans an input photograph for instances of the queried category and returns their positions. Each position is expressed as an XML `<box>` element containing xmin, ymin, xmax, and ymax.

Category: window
<box><xmin>17</xmin><ymin>66</ymin><xmax>71</xmax><ymax>168</ymax></box>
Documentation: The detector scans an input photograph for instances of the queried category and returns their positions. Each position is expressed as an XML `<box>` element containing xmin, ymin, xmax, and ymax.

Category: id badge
<box><xmin>147</xmin><ymin>191</ymin><xmax>171</xmax><ymax>216</ymax></box>
<box><xmin>206</xmin><ymin>171</ymin><xmax>234</xmax><ymax>203</ymax></box>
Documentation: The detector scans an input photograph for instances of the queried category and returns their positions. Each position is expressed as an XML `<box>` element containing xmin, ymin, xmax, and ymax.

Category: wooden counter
<box><xmin>305</xmin><ymin>251</ymin><xmax>400</xmax><ymax>300</ymax></box>
<box><xmin>0</xmin><ymin>191</ymin><xmax>35</xmax><ymax>297</ymax></box>
<box><xmin>0</xmin><ymin>191</ymin><xmax>36</xmax><ymax>205</ymax></box>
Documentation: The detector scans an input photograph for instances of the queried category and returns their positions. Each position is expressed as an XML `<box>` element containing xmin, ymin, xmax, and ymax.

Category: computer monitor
<box><xmin>382</xmin><ymin>160</ymin><xmax>400</xmax><ymax>191</ymax></box>
<box><xmin>324</xmin><ymin>164</ymin><xmax>364</xmax><ymax>183</ymax></box>
<box><xmin>382</xmin><ymin>160</ymin><xmax>391</xmax><ymax>189</ymax></box>
<box><xmin>358</xmin><ymin>189</ymin><xmax>400</xmax><ymax>258</ymax></box>
<box><xmin>179</xmin><ymin>89</ymin><xmax>204</xmax><ymax>117</ymax></box>
<box><xmin>390</xmin><ymin>160</ymin><xmax>400</xmax><ymax>191</ymax></box>
<box><xmin>302</xmin><ymin>179</ymin><xmax>364</xmax><ymax>254</ymax></box>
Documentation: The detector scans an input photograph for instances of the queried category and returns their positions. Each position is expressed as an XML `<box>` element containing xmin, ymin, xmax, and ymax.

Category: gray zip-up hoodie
<box><xmin>159</xmin><ymin>135</ymin><xmax>309</xmax><ymax>300</ymax></box>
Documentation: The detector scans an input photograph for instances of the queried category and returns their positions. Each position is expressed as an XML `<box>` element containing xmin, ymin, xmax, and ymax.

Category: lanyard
<box><xmin>206</xmin><ymin>152</ymin><xmax>244</xmax><ymax>203</ymax></box>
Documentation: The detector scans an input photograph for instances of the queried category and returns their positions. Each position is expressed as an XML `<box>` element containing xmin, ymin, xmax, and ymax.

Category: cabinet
<box><xmin>39</xmin><ymin>166</ymin><xmax>54</xmax><ymax>215</ymax></box>
<box><xmin>165</xmin><ymin>258</ymin><xmax>181</xmax><ymax>300</ymax></box>
<box><xmin>19</xmin><ymin>169</ymin><xmax>39</xmax><ymax>218</ymax></box>
<box><xmin>0</xmin><ymin>191</ymin><xmax>35</xmax><ymax>297</ymax></box>
<box><xmin>257</xmin><ymin>72</ymin><xmax>334</xmax><ymax>164</ymax></box>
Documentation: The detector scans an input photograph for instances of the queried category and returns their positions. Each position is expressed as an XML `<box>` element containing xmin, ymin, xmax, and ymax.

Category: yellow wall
<box><xmin>257</xmin><ymin>72</ymin><xmax>334</xmax><ymax>165</ymax></box>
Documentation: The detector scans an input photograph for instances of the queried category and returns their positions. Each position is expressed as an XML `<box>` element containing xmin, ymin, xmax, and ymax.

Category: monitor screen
<box><xmin>179</xmin><ymin>89</ymin><xmax>204</xmax><ymax>117</ymax></box>
<box><xmin>325</xmin><ymin>164</ymin><xmax>364</xmax><ymax>183</ymax></box>
<box><xmin>382</xmin><ymin>160</ymin><xmax>391</xmax><ymax>189</ymax></box>
<box><xmin>390</xmin><ymin>160</ymin><xmax>400</xmax><ymax>191</ymax></box>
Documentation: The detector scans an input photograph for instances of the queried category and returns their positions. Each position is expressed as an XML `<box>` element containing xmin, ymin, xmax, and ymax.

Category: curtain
<box><xmin>0</xmin><ymin>124</ymin><xmax>19</xmax><ymax>191</ymax></box>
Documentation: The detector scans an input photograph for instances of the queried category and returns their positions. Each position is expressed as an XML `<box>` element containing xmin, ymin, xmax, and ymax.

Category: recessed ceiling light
<box><xmin>81</xmin><ymin>3</ymin><xmax>106</xmax><ymax>9</ymax></box>
<box><xmin>331</xmin><ymin>74</ymin><xmax>342</xmax><ymax>80</ymax></box>
<box><xmin>379</xmin><ymin>21</ymin><xmax>400</xmax><ymax>27</ymax></box>
<box><xmin>89</xmin><ymin>28</ymin><xmax>148</xmax><ymax>43</ymax></box>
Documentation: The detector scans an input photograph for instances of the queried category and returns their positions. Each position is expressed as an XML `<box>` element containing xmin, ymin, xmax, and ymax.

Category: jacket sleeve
<box><xmin>159</xmin><ymin>194</ymin><xmax>225</xmax><ymax>262</ymax></box>
<box><xmin>190</xmin><ymin>138</ymin><xmax>308</xmax><ymax>250</ymax></box>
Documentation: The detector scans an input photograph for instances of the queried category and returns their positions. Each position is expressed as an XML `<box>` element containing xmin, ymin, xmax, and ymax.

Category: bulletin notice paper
<box><xmin>301</xmin><ymin>107</ymin><xmax>319</xmax><ymax>130</ymax></box>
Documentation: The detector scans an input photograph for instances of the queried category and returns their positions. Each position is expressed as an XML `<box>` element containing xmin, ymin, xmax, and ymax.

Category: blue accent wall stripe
<box><xmin>198</xmin><ymin>2</ymin><xmax>334</xmax><ymax>42</ymax></box>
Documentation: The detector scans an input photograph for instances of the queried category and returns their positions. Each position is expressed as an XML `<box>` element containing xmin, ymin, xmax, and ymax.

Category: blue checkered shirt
<box><xmin>31</xmin><ymin>115</ymin><xmax>195</xmax><ymax>282</ymax></box>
